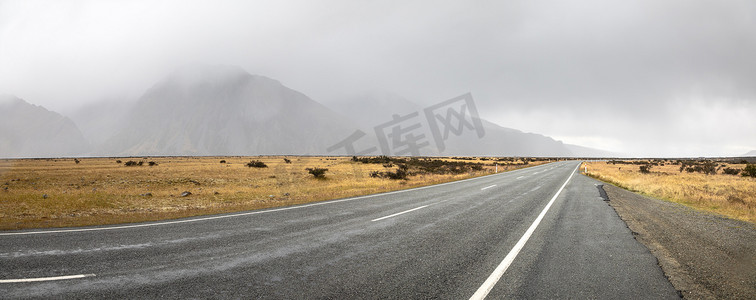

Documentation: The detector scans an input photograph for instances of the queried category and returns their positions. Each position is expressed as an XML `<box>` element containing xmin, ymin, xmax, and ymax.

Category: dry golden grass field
<box><xmin>0</xmin><ymin>156</ymin><xmax>547</xmax><ymax>230</ymax></box>
<box><xmin>583</xmin><ymin>160</ymin><xmax>756</xmax><ymax>223</ymax></box>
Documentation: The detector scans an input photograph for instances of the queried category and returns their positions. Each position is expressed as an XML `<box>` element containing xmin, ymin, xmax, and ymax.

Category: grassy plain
<box><xmin>583</xmin><ymin>160</ymin><xmax>755</xmax><ymax>223</ymax></box>
<box><xmin>0</xmin><ymin>156</ymin><xmax>546</xmax><ymax>230</ymax></box>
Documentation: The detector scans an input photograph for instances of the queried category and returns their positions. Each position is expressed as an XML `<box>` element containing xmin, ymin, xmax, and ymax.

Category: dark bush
<box><xmin>352</xmin><ymin>156</ymin><xmax>486</xmax><ymax>177</ymax></box>
<box><xmin>137</xmin><ymin>161</ymin><xmax>144</xmax><ymax>166</ymax></box>
<box><xmin>384</xmin><ymin>167</ymin><xmax>409</xmax><ymax>180</ymax></box>
<box><xmin>701</xmin><ymin>161</ymin><xmax>717</xmax><ymax>175</ymax></box>
<box><xmin>148</xmin><ymin>161</ymin><xmax>158</xmax><ymax>166</ymax></box>
<box><xmin>370</xmin><ymin>164</ymin><xmax>410</xmax><ymax>180</ymax></box>
<box><xmin>639</xmin><ymin>165</ymin><xmax>651</xmax><ymax>174</ymax></box>
<box><xmin>74</xmin><ymin>158</ymin><xmax>80</xmax><ymax>164</ymax></box>
<box><xmin>283</xmin><ymin>158</ymin><xmax>292</xmax><ymax>164</ymax></box>
<box><xmin>116</xmin><ymin>160</ymin><xmax>122</xmax><ymax>164</ymax></box>
<box><xmin>246</xmin><ymin>160</ymin><xmax>268</xmax><ymax>168</ymax></box>
<box><xmin>352</xmin><ymin>155</ymin><xmax>393</xmax><ymax>164</ymax></box>
<box><xmin>306</xmin><ymin>167</ymin><xmax>328</xmax><ymax>178</ymax></box>
<box><xmin>742</xmin><ymin>164</ymin><xmax>756</xmax><ymax>178</ymax></box>
<box><xmin>124</xmin><ymin>160</ymin><xmax>139</xmax><ymax>166</ymax></box>
<box><xmin>220</xmin><ymin>160</ymin><xmax>226</xmax><ymax>164</ymax></box>
<box><xmin>679</xmin><ymin>161</ymin><xmax>719</xmax><ymax>175</ymax></box>
<box><xmin>722</xmin><ymin>167</ymin><xmax>741</xmax><ymax>175</ymax></box>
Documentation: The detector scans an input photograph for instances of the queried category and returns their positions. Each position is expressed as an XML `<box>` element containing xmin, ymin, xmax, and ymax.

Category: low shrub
<box><xmin>743</xmin><ymin>164</ymin><xmax>756</xmax><ymax>178</ymax></box>
<box><xmin>384</xmin><ymin>168</ymin><xmax>409</xmax><ymax>180</ymax></box>
<box><xmin>370</xmin><ymin>164</ymin><xmax>410</xmax><ymax>180</ymax></box>
<box><xmin>722</xmin><ymin>168</ymin><xmax>741</xmax><ymax>175</ymax></box>
<box><xmin>306</xmin><ymin>167</ymin><xmax>328</xmax><ymax>178</ymax></box>
<box><xmin>351</xmin><ymin>156</ymin><xmax>484</xmax><ymax>177</ymax></box>
<box><xmin>701</xmin><ymin>161</ymin><xmax>717</xmax><ymax>175</ymax></box>
<box><xmin>246</xmin><ymin>160</ymin><xmax>268</xmax><ymax>168</ymax></box>
<box><xmin>639</xmin><ymin>165</ymin><xmax>651</xmax><ymax>174</ymax></box>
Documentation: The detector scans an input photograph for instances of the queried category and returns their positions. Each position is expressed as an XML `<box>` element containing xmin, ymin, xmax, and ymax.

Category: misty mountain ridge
<box><xmin>3</xmin><ymin>65</ymin><xmax>613</xmax><ymax>158</ymax></box>
<box><xmin>325</xmin><ymin>92</ymin><xmax>614</xmax><ymax>157</ymax></box>
<box><xmin>96</xmin><ymin>65</ymin><xmax>357</xmax><ymax>155</ymax></box>
<box><xmin>70</xmin><ymin>98</ymin><xmax>133</xmax><ymax>148</ymax></box>
<box><xmin>0</xmin><ymin>95</ymin><xmax>90</xmax><ymax>158</ymax></box>
<box><xmin>324</xmin><ymin>91</ymin><xmax>423</xmax><ymax>130</ymax></box>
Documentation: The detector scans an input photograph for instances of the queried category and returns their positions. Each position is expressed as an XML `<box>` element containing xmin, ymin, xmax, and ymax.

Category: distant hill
<box><xmin>97</xmin><ymin>65</ymin><xmax>358</xmax><ymax>156</ymax></box>
<box><xmin>564</xmin><ymin>143</ymin><xmax>619</xmax><ymax>158</ymax></box>
<box><xmin>325</xmin><ymin>92</ymin><xmax>612</xmax><ymax>157</ymax></box>
<box><xmin>743</xmin><ymin>150</ymin><xmax>756</xmax><ymax>157</ymax></box>
<box><xmin>0</xmin><ymin>95</ymin><xmax>90</xmax><ymax>158</ymax></box>
<box><xmin>70</xmin><ymin>99</ymin><xmax>133</xmax><ymax>149</ymax></box>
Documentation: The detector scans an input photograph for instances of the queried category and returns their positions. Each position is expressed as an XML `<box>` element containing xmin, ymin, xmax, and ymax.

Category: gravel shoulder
<box><xmin>602</xmin><ymin>182</ymin><xmax>756</xmax><ymax>299</ymax></box>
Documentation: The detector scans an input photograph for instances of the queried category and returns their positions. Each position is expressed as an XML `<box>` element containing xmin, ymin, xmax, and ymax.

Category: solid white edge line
<box><xmin>469</xmin><ymin>162</ymin><xmax>580</xmax><ymax>300</ymax></box>
<box><xmin>0</xmin><ymin>273</ymin><xmax>95</xmax><ymax>283</ymax></box>
<box><xmin>0</xmin><ymin>161</ymin><xmax>561</xmax><ymax>236</ymax></box>
<box><xmin>481</xmin><ymin>185</ymin><xmax>496</xmax><ymax>190</ymax></box>
<box><xmin>371</xmin><ymin>205</ymin><xmax>430</xmax><ymax>222</ymax></box>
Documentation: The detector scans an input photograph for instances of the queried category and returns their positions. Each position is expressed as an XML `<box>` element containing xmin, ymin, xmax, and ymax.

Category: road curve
<box><xmin>0</xmin><ymin>161</ymin><xmax>679</xmax><ymax>299</ymax></box>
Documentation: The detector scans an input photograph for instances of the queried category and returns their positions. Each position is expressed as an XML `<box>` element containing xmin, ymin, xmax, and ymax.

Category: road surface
<box><xmin>0</xmin><ymin>161</ymin><xmax>679</xmax><ymax>299</ymax></box>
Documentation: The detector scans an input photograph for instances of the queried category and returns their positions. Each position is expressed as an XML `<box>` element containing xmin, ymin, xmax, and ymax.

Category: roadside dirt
<box><xmin>602</xmin><ymin>183</ymin><xmax>756</xmax><ymax>299</ymax></box>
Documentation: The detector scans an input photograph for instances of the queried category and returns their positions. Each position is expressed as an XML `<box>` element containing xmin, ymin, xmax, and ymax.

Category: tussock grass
<box><xmin>584</xmin><ymin>161</ymin><xmax>756</xmax><ymax>223</ymax></box>
<box><xmin>0</xmin><ymin>156</ymin><xmax>547</xmax><ymax>230</ymax></box>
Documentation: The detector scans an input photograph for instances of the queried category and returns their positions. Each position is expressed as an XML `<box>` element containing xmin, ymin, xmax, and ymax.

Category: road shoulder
<box><xmin>602</xmin><ymin>182</ymin><xmax>756</xmax><ymax>299</ymax></box>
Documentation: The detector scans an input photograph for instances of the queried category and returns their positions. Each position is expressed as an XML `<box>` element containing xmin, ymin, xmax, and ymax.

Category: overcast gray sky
<box><xmin>1</xmin><ymin>0</ymin><xmax>754</xmax><ymax>157</ymax></box>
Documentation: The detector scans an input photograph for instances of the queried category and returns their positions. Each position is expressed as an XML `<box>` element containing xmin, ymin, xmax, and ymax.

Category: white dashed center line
<box><xmin>470</xmin><ymin>163</ymin><xmax>579</xmax><ymax>299</ymax></box>
<box><xmin>0</xmin><ymin>273</ymin><xmax>95</xmax><ymax>283</ymax></box>
<box><xmin>371</xmin><ymin>205</ymin><xmax>430</xmax><ymax>222</ymax></box>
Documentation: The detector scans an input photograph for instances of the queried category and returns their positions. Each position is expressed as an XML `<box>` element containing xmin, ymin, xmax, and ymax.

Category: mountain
<box><xmin>0</xmin><ymin>95</ymin><xmax>90</xmax><ymax>158</ymax></box>
<box><xmin>325</xmin><ymin>92</ymin><xmax>611</xmax><ymax>157</ymax></box>
<box><xmin>564</xmin><ymin>143</ymin><xmax>619</xmax><ymax>158</ymax></box>
<box><xmin>70</xmin><ymin>99</ymin><xmax>133</xmax><ymax>149</ymax></box>
<box><xmin>2</xmin><ymin>67</ymin><xmax>613</xmax><ymax>158</ymax></box>
<box><xmin>98</xmin><ymin>65</ymin><xmax>358</xmax><ymax>156</ymax></box>
<box><xmin>743</xmin><ymin>150</ymin><xmax>756</xmax><ymax>157</ymax></box>
<box><xmin>325</xmin><ymin>91</ymin><xmax>422</xmax><ymax>130</ymax></box>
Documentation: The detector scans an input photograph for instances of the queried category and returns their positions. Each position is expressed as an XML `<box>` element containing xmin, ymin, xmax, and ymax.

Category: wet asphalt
<box><xmin>0</xmin><ymin>161</ymin><xmax>678</xmax><ymax>299</ymax></box>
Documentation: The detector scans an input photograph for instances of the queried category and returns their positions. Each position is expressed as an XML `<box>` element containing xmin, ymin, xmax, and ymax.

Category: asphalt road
<box><xmin>0</xmin><ymin>161</ymin><xmax>679</xmax><ymax>299</ymax></box>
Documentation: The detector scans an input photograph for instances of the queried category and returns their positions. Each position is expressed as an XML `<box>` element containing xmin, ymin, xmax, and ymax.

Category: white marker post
<box><xmin>495</xmin><ymin>163</ymin><xmax>498</xmax><ymax>173</ymax></box>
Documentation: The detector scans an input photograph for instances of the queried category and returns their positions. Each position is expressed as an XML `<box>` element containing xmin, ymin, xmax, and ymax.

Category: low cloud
<box><xmin>1</xmin><ymin>0</ymin><xmax>754</xmax><ymax>156</ymax></box>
